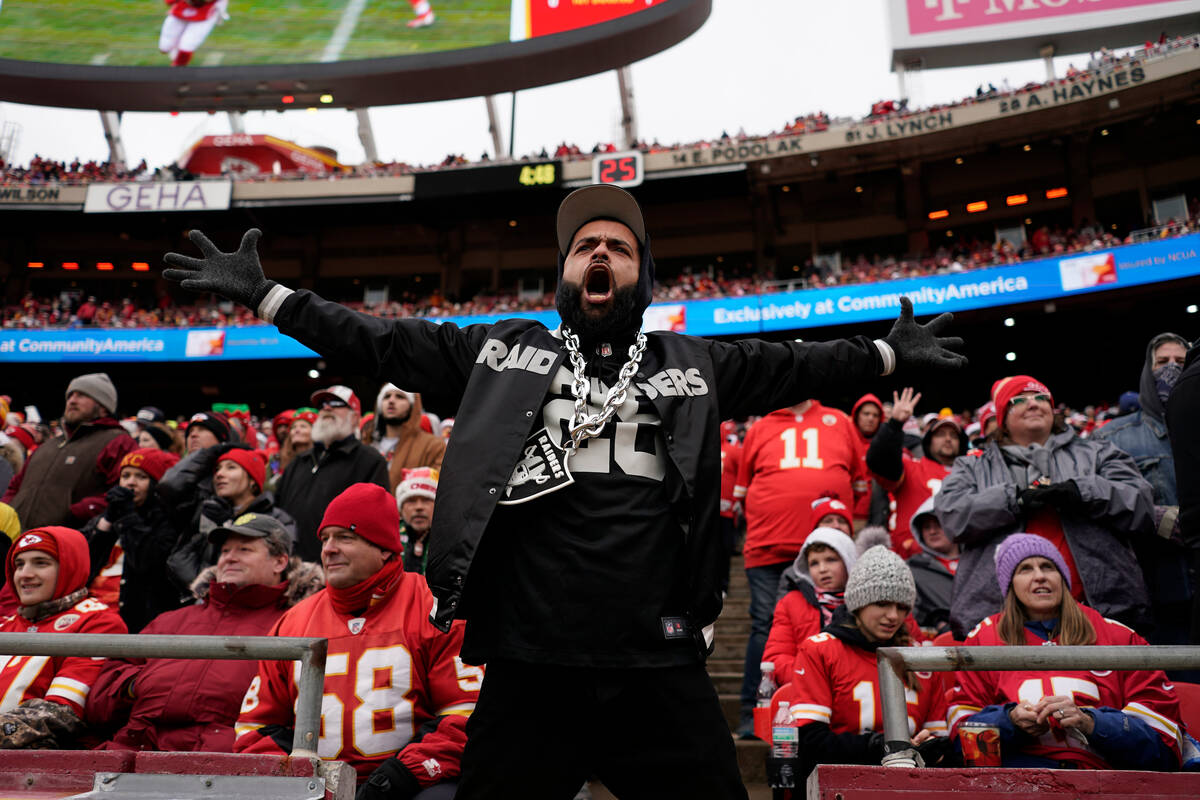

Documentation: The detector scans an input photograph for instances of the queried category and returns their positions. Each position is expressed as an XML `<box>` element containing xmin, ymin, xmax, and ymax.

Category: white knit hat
<box><xmin>395</xmin><ymin>467</ymin><xmax>438</xmax><ymax>506</ymax></box>
<box><xmin>844</xmin><ymin>545</ymin><xmax>916</xmax><ymax>613</ymax></box>
<box><xmin>795</xmin><ymin>527</ymin><xmax>857</xmax><ymax>578</ymax></box>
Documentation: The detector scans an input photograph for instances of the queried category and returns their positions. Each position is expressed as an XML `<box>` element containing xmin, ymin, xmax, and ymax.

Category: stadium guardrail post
<box><xmin>292</xmin><ymin>637</ymin><xmax>329</xmax><ymax>757</ymax></box>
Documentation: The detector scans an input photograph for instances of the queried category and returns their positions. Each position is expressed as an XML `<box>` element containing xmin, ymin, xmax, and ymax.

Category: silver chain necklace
<box><xmin>561</xmin><ymin>327</ymin><xmax>647</xmax><ymax>454</ymax></box>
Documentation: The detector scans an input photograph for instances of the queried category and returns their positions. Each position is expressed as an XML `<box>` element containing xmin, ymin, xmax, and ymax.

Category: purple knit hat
<box><xmin>994</xmin><ymin>533</ymin><xmax>1072</xmax><ymax>598</ymax></box>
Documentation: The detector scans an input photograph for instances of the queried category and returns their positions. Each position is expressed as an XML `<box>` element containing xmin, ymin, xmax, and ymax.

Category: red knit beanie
<box><xmin>809</xmin><ymin>496</ymin><xmax>853</xmax><ymax>533</ymax></box>
<box><xmin>318</xmin><ymin>483</ymin><xmax>403</xmax><ymax>553</ymax></box>
<box><xmin>992</xmin><ymin>375</ymin><xmax>1053</xmax><ymax>430</ymax></box>
<box><xmin>216</xmin><ymin>449</ymin><xmax>267</xmax><ymax>492</ymax></box>
<box><xmin>120</xmin><ymin>448</ymin><xmax>180</xmax><ymax>482</ymax></box>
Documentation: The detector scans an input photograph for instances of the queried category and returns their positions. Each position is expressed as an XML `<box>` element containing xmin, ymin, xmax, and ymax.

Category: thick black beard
<box><xmin>380</xmin><ymin>412</ymin><xmax>409</xmax><ymax>429</ymax></box>
<box><xmin>555</xmin><ymin>280</ymin><xmax>640</xmax><ymax>351</ymax></box>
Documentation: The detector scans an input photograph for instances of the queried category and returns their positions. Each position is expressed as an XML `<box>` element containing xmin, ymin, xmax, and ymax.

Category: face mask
<box><xmin>1154</xmin><ymin>361</ymin><xmax>1184</xmax><ymax>408</ymax></box>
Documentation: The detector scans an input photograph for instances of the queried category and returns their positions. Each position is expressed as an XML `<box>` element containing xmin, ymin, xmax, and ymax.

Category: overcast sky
<box><xmin>0</xmin><ymin>0</ymin><xmax>1118</xmax><ymax>169</ymax></box>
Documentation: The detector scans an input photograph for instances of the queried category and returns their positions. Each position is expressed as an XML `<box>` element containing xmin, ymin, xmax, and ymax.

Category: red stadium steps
<box><xmin>0</xmin><ymin>751</ymin><xmax>355</xmax><ymax>799</ymax></box>
<box><xmin>809</xmin><ymin>764</ymin><xmax>1200</xmax><ymax>799</ymax></box>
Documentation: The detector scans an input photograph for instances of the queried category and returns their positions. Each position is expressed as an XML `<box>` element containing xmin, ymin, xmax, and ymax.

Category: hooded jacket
<box><xmin>935</xmin><ymin>428</ymin><xmax>1154</xmax><ymax>639</ymax></box>
<box><xmin>86</xmin><ymin>559</ymin><xmax>323</xmax><ymax>753</ymax></box>
<box><xmin>3</xmin><ymin>417</ymin><xmax>135</xmax><ymax>529</ymax></box>
<box><xmin>365</xmin><ymin>386</ymin><xmax>446</xmax><ymax>493</ymax></box>
<box><xmin>255</xmin><ymin>240</ymin><xmax>889</xmax><ymax>663</ymax></box>
<box><xmin>905</xmin><ymin>497</ymin><xmax>955</xmax><ymax>634</ymax></box>
<box><xmin>0</xmin><ymin>527</ymin><xmax>128</xmax><ymax>749</ymax></box>
<box><xmin>850</xmin><ymin>394</ymin><xmax>884</xmax><ymax>520</ymax></box>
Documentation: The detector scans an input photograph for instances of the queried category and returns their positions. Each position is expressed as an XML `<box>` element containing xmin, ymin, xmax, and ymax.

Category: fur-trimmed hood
<box><xmin>189</xmin><ymin>557</ymin><xmax>324</xmax><ymax>607</ymax></box>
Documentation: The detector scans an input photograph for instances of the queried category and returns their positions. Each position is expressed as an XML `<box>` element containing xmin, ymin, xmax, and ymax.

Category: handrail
<box><xmin>874</xmin><ymin>645</ymin><xmax>1200</xmax><ymax>767</ymax></box>
<box><xmin>0</xmin><ymin>633</ymin><xmax>327</xmax><ymax>757</ymax></box>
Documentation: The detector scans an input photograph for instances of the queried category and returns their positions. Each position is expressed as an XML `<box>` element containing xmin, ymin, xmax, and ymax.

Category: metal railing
<box><xmin>0</xmin><ymin>633</ymin><xmax>327</xmax><ymax>757</ymax></box>
<box><xmin>875</xmin><ymin>645</ymin><xmax>1200</xmax><ymax>767</ymax></box>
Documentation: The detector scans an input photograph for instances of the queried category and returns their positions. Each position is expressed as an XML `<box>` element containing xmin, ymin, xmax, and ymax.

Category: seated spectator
<box><xmin>87</xmin><ymin>514</ymin><xmax>322</xmax><ymax>752</ymax></box>
<box><xmin>235</xmin><ymin>483</ymin><xmax>479</xmax><ymax>797</ymax></box>
<box><xmin>0</xmin><ymin>527</ymin><xmax>127</xmax><ymax>749</ymax></box>
<box><xmin>82</xmin><ymin>448</ymin><xmax>183</xmax><ymax>632</ymax></box>
<box><xmin>182</xmin><ymin>410</ymin><xmax>232</xmax><ymax>454</ymax></box>
<box><xmin>936</xmin><ymin>375</ymin><xmax>1155</xmax><ymax>639</ymax></box>
<box><xmin>395</xmin><ymin>467</ymin><xmax>438</xmax><ymax>575</ymax></box>
<box><xmin>906</xmin><ymin>498</ymin><xmax>958</xmax><ymax>637</ymax></box>
<box><xmin>789</xmin><ymin>546</ymin><xmax>948</xmax><ymax>777</ymax></box>
<box><xmin>949</xmin><ymin>534</ymin><xmax>1183</xmax><ymax>770</ymax></box>
<box><xmin>763</xmin><ymin>526</ymin><xmax>857</xmax><ymax>685</ymax></box>
<box><xmin>365</xmin><ymin>385</ymin><xmax>445</xmax><ymax>492</ymax></box>
<box><xmin>135</xmin><ymin>421</ymin><xmax>184</xmax><ymax>455</ymax></box>
<box><xmin>165</xmin><ymin>447</ymin><xmax>296</xmax><ymax>594</ymax></box>
<box><xmin>272</xmin><ymin>408</ymin><xmax>315</xmax><ymax>481</ymax></box>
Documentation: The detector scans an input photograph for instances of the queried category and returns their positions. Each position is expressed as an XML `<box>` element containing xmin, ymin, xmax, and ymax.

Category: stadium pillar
<box><xmin>227</xmin><ymin>112</ymin><xmax>245</xmax><ymax>134</ymax></box>
<box><xmin>617</xmin><ymin>66</ymin><xmax>638</xmax><ymax>149</ymax></box>
<box><xmin>356</xmin><ymin>109</ymin><xmax>380</xmax><ymax>164</ymax></box>
<box><xmin>485</xmin><ymin>96</ymin><xmax>506</xmax><ymax>161</ymax></box>
<box><xmin>1040</xmin><ymin>44</ymin><xmax>1056</xmax><ymax>82</ymax></box>
<box><xmin>901</xmin><ymin>162</ymin><xmax>928</xmax><ymax>255</ymax></box>
<box><xmin>895</xmin><ymin>60</ymin><xmax>909</xmax><ymax>105</ymax></box>
<box><xmin>99</xmin><ymin>111</ymin><xmax>127</xmax><ymax>171</ymax></box>
<box><xmin>1066</xmin><ymin>133</ymin><xmax>1096</xmax><ymax>227</ymax></box>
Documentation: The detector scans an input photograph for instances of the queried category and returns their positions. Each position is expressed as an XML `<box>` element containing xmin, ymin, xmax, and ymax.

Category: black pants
<box><xmin>455</xmin><ymin>660</ymin><xmax>748</xmax><ymax>800</ymax></box>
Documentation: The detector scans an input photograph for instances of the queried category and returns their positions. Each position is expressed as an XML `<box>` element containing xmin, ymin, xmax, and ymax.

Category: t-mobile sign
<box><xmin>908</xmin><ymin>0</ymin><xmax>1191</xmax><ymax>34</ymax></box>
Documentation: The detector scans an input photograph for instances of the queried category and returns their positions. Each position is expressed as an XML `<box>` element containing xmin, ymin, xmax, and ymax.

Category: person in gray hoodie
<box><xmin>905</xmin><ymin>497</ymin><xmax>958</xmax><ymax>637</ymax></box>
<box><xmin>1092</xmin><ymin>333</ymin><xmax>1190</xmax><ymax>649</ymax></box>
<box><xmin>936</xmin><ymin>374</ymin><xmax>1154</xmax><ymax>640</ymax></box>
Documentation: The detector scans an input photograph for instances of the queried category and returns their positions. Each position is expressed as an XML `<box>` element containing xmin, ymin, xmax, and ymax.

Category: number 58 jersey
<box><xmin>235</xmin><ymin>569</ymin><xmax>482</xmax><ymax>786</ymax></box>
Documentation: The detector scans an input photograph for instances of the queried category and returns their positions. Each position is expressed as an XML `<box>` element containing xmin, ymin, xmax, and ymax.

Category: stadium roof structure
<box><xmin>0</xmin><ymin>0</ymin><xmax>710</xmax><ymax>113</ymax></box>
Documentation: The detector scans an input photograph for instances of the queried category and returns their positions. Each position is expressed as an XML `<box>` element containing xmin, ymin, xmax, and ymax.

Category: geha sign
<box><xmin>83</xmin><ymin>181</ymin><xmax>232</xmax><ymax>214</ymax></box>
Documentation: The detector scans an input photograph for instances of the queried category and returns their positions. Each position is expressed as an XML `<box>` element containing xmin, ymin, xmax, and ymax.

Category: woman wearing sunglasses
<box><xmin>934</xmin><ymin>375</ymin><xmax>1155</xmax><ymax>641</ymax></box>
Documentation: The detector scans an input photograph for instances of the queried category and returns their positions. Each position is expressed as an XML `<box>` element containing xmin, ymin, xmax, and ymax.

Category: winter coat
<box><xmin>86</xmin><ymin>559</ymin><xmax>323</xmax><ymax>752</ymax></box>
<box><xmin>3</xmin><ymin>418</ymin><xmax>134</xmax><ymax>528</ymax></box>
<box><xmin>81</xmin><ymin>497</ymin><xmax>185</xmax><ymax>633</ymax></box>
<box><xmin>936</xmin><ymin>429</ymin><xmax>1154</xmax><ymax>639</ymax></box>
<box><xmin>274</xmin><ymin>435</ymin><xmax>389</xmax><ymax>560</ymax></box>
<box><xmin>263</xmin><ymin>287</ymin><xmax>889</xmax><ymax>660</ymax></box>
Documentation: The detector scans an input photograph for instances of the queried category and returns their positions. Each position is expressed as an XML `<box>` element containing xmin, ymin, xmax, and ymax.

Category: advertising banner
<box><xmin>3</xmin><ymin>234</ymin><xmax>1196</xmax><ymax>362</ymax></box>
<box><xmin>905</xmin><ymin>0</ymin><xmax>1185</xmax><ymax>35</ymax></box>
<box><xmin>83</xmin><ymin>181</ymin><xmax>233</xmax><ymax>214</ymax></box>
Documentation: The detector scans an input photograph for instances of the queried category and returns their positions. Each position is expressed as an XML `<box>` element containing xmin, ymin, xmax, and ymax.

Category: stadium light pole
<box><xmin>99</xmin><ymin>111</ymin><xmax>126</xmax><ymax>171</ymax></box>
<box><xmin>356</xmin><ymin>108</ymin><xmax>380</xmax><ymax>164</ymax></box>
<box><xmin>616</xmin><ymin>66</ymin><xmax>638</xmax><ymax>150</ymax></box>
<box><xmin>228</xmin><ymin>111</ymin><xmax>245</xmax><ymax>134</ymax></box>
<box><xmin>485</xmin><ymin>95</ymin><xmax>506</xmax><ymax>161</ymax></box>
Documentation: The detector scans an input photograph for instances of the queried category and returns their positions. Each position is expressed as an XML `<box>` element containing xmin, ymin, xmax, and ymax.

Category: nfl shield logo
<box><xmin>348</xmin><ymin>618</ymin><xmax>365</xmax><ymax>635</ymax></box>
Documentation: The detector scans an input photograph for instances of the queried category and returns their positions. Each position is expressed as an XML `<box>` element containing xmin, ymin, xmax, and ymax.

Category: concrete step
<box><xmin>718</xmin><ymin>692</ymin><xmax>745</xmax><ymax>731</ymax></box>
<box><xmin>708</xmin><ymin>670</ymin><xmax>744</xmax><ymax>696</ymax></box>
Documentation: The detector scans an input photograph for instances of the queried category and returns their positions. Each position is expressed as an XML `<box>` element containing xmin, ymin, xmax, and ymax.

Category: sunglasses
<box><xmin>1008</xmin><ymin>393</ymin><xmax>1051</xmax><ymax>408</ymax></box>
<box><xmin>321</xmin><ymin>399</ymin><xmax>349</xmax><ymax>409</ymax></box>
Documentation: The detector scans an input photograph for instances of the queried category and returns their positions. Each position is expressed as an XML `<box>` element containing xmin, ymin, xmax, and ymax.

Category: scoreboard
<box><xmin>413</xmin><ymin>161</ymin><xmax>561</xmax><ymax>198</ymax></box>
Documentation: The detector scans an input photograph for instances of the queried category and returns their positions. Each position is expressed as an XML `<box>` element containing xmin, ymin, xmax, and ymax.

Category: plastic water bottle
<box><xmin>771</xmin><ymin>701</ymin><xmax>798</xmax><ymax>759</ymax></box>
<box><xmin>756</xmin><ymin>662</ymin><xmax>777</xmax><ymax>708</ymax></box>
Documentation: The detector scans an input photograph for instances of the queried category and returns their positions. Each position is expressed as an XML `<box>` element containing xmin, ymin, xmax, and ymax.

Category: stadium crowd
<box><xmin>6</xmin><ymin>212</ymin><xmax>1198</xmax><ymax>331</ymax></box>
<box><xmin>1</xmin><ymin>35</ymin><xmax>1193</xmax><ymax>186</ymax></box>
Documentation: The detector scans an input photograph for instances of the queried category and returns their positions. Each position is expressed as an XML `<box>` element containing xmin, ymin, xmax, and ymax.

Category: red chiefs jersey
<box><xmin>790</xmin><ymin>631</ymin><xmax>946</xmax><ymax>736</ymax></box>
<box><xmin>719</xmin><ymin>439</ymin><xmax>741</xmax><ymax>519</ymax></box>
<box><xmin>0</xmin><ymin>596</ymin><xmax>127</xmax><ymax>717</ymax></box>
<box><xmin>949</xmin><ymin>607</ymin><xmax>1183</xmax><ymax>768</ymax></box>
<box><xmin>235</xmin><ymin>569</ymin><xmax>481</xmax><ymax>786</ymax></box>
<box><xmin>168</xmin><ymin>0</ymin><xmax>220</xmax><ymax>22</ymax></box>
<box><xmin>876</xmin><ymin>454</ymin><xmax>949</xmax><ymax>559</ymax></box>
<box><xmin>88</xmin><ymin>545</ymin><xmax>123</xmax><ymax>606</ymax></box>
<box><xmin>735</xmin><ymin>405</ymin><xmax>865</xmax><ymax>568</ymax></box>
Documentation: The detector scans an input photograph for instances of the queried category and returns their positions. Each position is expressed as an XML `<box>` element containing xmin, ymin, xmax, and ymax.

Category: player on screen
<box><xmin>159</xmin><ymin>0</ymin><xmax>230</xmax><ymax>67</ymax></box>
<box><xmin>408</xmin><ymin>0</ymin><xmax>435</xmax><ymax>28</ymax></box>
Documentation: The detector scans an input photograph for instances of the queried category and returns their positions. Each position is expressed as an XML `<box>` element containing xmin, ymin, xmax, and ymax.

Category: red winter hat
<box><xmin>120</xmin><ymin>448</ymin><xmax>180</xmax><ymax>482</ymax></box>
<box><xmin>272</xmin><ymin>410</ymin><xmax>295</xmax><ymax>432</ymax></box>
<box><xmin>318</xmin><ymin>483</ymin><xmax>402</xmax><ymax>554</ymax></box>
<box><xmin>7</xmin><ymin>527</ymin><xmax>90</xmax><ymax>600</ymax></box>
<box><xmin>7</xmin><ymin>426</ymin><xmax>35</xmax><ymax>454</ymax></box>
<box><xmin>292</xmin><ymin>408</ymin><xmax>318</xmax><ymax>426</ymax></box>
<box><xmin>809</xmin><ymin>495</ymin><xmax>853</xmax><ymax>532</ymax></box>
<box><xmin>216</xmin><ymin>449</ymin><xmax>267</xmax><ymax>492</ymax></box>
<box><xmin>992</xmin><ymin>375</ymin><xmax>1053</xmax><ymax>430</ymax></box>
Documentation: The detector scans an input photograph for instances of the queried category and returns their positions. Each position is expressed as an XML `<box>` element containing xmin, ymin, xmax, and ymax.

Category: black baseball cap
<box><xmin>208</xmin><ymin>512</ymin><xmax>294</xmax><ymax>554</ymax></box>
<box><xmin>556</xmin><ymin>184</ymin><xmax>646</xmax><ymax>257</ymax></box>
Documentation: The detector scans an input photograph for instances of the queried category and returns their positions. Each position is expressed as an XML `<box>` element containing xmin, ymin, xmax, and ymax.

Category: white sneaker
<box><xmin>407</xmin><ymin>10</ymin><xmax>434</xmax><ymax>28</ymax></box>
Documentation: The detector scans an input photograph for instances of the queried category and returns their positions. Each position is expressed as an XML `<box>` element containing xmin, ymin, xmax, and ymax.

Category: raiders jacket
<box><xmin>260</xmin><ymin>288</ymin><xmax>889</xmax><ymax>657</ymax></box>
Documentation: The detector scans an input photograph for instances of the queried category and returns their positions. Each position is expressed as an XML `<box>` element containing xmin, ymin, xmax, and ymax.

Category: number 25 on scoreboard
<box><xmin>592</xmin><ymin>150</ymin><xmax>644</xmax><ymax>188</ymax></box>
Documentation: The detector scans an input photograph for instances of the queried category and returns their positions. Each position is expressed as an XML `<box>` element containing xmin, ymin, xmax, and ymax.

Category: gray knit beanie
<box><xmin>844</xmin><ymin>545</ymin><xmax>916</xmax><ymax>612</ymax></box>
<box><xmin>66</xmin><ymin>372</ymin><xmax>117</xmax><ymax>415</ymax></box>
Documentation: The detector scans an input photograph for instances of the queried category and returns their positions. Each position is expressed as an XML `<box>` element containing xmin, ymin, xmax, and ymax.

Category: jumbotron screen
<box><xmin>0</xmin><ymin>0</ymin><xmax>665</xmax><ymax>67</ymax></box>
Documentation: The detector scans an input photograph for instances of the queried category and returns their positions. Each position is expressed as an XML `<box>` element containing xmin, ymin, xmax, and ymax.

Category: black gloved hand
<box><xmin>1019</xmin><ymin>480</ymin><xmax>1081</xmax><ymax>514</ymax></box>
<box><xmin>200</xmin><ymin>496</ymin><xmax>233</xmax><ymax>524</ymax></box>
<box><xmin>356</xmin><ymin>757</ymin><xmax>420</xmax><ymax>800</ymax></box>
<box><xmin>883</xmin><ymin>297</ymin><xmax>967</xmax><ymax>370</ymax></box>
<box><xmin>163</xmin><ymin>228</ymin><xmax>276</xmax><ymax>310</ymax></box>
<box><xmin>104</xmin><ymin>485</ymin><xmax>136</xmax><ymax>521</ymax></box>
<box><xmin>915</xmin><ymin>734</ymin><xmax>961</xmax><ymax>768</ymax></box>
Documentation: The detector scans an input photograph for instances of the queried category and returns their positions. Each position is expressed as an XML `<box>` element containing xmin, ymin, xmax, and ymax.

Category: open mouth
<box><xmin>583</xmin><ymin>263</ymin><xmax>614</xmax><ymax>304</ymax></box>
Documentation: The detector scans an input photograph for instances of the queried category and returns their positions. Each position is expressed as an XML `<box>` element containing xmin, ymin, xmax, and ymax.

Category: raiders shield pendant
<box><xmin>497</xmin><ymin>427</ymin><xmax>574</xmax><ymax>505</ymax></box>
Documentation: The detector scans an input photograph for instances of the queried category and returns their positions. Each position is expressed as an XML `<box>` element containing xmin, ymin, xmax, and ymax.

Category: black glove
<box><xmin>104</xmin><ymin>485</ymin><xmax>136</xmax><ymax>522</ymax></box>
<box><xmin>200</xmin><ymin>496</ymin><xmax>233</xmax><ymax>524</ymax></box>
<box><xmin>356</xmin><ymin>757</ymin><xmax>420</xmax><ymax>800</ymax></box>
<box><xmin>883</xmin><ymin>297</ymin><xmax>967</xmax><ymax>370</ymax></box>
<box><xmin>163</xmin><ymin>228</ymin><xmax>277</xmax><ymax>310</ymax></box>
<box><xmin>1018</xmin><ymin>480</ymin><xmax>1081</xmax><ymax>514</ymax></box>
<box><xmin>916</xmin><ymin>734</ymin><xmax>961</xmax><ymax>768</ymax></box>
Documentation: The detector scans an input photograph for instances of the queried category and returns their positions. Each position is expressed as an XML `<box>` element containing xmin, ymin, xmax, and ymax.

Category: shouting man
<box><xmin>164</xmin><ymin>184</ymin><xmax>966</xmax><ymax>799</ymax></box>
